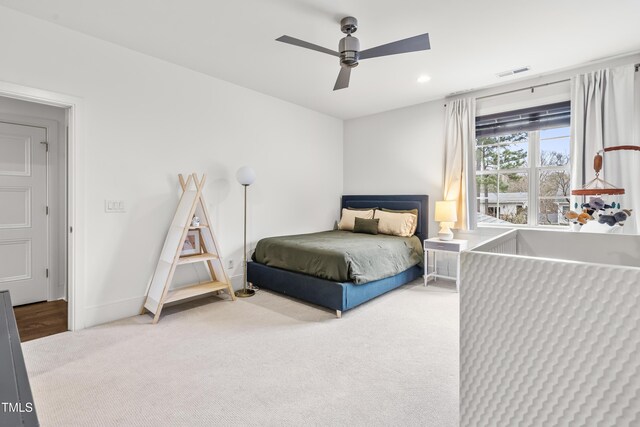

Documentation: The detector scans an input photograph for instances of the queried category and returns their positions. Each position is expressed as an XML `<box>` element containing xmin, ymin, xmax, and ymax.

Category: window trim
<box><xmin>474</xmin><ymin>127</ymin><xmax>571</xmax><ymax>227</ymax></box>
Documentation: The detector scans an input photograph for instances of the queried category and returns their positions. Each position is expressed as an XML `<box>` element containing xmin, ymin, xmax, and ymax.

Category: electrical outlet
<box><xmin>227</xmin><ymin>260</ymin><xmax>234</xmax><ymax>270</ymax></box>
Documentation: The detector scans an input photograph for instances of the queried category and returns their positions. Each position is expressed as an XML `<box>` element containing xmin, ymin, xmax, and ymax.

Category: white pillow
<box><xmin>374</xmin><ymin>210</ymin><xmax>417</xmax><ymax>237</ymax></box>
<box><xmin>579</xmin><ymin>220</ymin><xmax>623</xmax><ymax>234</ymax></box>
<box><xmin>338</xmin><ymin>208</ymin><xmax>374</xmax><ymax>231</ymax></box>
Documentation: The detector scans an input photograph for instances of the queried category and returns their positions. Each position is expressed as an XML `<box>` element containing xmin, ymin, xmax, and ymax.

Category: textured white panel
<box><xmin>0</xmin><ymin>134</ymin><xmax>30</xmax><ymax>176</ymax></box>
<box><xmin>460</xmin><ymin>251</ymin><xmax>640</xmax><ymax>426</ymax></box>
<box><xmin>0</xmin><ymin>239</ymin><xmax>31</xmax><ymax>282</ymax></box>
<box><xmin>0</xmin><ymin>187</ymin><xmax>31</xmax><ymax>228</ymax></box>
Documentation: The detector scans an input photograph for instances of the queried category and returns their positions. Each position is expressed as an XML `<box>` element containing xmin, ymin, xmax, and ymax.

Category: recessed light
<box><xmin>417</xmin><ymin>75</ymin><xmax>431</xmax><ymax>83</ymax></box>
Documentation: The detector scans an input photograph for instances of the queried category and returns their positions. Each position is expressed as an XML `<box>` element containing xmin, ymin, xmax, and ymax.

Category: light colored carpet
<box><xmin>22</xmin><ymin>279</ymin><xmax>459</xmax><ymax>427</ymax></box>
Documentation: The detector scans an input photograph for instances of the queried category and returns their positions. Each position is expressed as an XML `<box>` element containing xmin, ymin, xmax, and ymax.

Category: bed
<box><xmin>247</xmin><ymin>195</ymin><xmax>428</xmax><ymax>317</ymax></box>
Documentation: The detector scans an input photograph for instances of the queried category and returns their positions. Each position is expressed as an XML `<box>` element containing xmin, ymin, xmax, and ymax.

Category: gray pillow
<box><xmin>353</xmin><ymin>217</ymin><xmax>379</xmax><ymax>235</ymax></box>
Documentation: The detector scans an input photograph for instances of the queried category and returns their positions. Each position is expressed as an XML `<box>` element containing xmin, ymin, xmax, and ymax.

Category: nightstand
<box><xmin>424</xmin><ymin>238</ymin><xmax>468</xmax><ymax>292</ymax></box>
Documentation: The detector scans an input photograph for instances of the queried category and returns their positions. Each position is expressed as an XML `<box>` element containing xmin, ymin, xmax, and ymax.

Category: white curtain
<box><xmin>571</xmin><ymin>65</ymin><xmax>638</xmax><ymax>234</ymax></box>
<box><xmin>443</xmin><ymin>98</ymin><xmax>476</xmax><ymax>230</ymax></box>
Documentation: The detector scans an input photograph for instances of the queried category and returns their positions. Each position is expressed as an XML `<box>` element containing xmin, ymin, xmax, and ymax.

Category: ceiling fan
<box><xmin>276</xmin><ymin>16</ymin><xmax>431</xmax><ymax>91</ymax></box>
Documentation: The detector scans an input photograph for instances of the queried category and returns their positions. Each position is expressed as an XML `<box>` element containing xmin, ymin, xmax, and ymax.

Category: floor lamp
<box><xmin>235</xmin><ymin>166</ymin><xmax>256</xmax><ymax>298</ymax></box>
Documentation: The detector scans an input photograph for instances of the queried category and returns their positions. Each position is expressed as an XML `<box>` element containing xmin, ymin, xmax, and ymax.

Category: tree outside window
<box><xmin>475</xmin><ymin>126</ymin><xmax>571</xmax><ymax>226</ymax></box>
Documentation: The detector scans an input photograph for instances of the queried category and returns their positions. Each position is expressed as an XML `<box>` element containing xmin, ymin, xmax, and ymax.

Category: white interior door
<box><xmin>0</xmin><ymin>122</ymin><xmax>47</xmax><ymax>306</ymax></box>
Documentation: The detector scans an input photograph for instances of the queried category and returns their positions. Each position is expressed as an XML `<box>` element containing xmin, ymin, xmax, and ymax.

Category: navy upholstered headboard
<box><xmin>341</xmin><ymin>195</ymin><xmax>429</xmax><ymax>242</ymax></box>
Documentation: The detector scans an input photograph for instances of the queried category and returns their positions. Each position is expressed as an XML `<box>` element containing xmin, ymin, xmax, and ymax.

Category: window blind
<box><xmin>475</xmin><ymin>101</ymin><xmax>571</xmax><ymax>137</ymax></box>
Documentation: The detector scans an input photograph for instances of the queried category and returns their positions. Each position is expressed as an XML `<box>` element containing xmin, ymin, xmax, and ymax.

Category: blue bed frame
<box><xmin>247</xmin><ymin>195</ymin><xmax>429</xmax><ymax>317</ymax></box>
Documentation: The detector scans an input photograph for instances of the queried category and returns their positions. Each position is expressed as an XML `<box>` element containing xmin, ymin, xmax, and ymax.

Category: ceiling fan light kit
<box><xmin>276</xmin><ymin>16</ymin><xmax>431</xmax><ymax>91</ymax></box>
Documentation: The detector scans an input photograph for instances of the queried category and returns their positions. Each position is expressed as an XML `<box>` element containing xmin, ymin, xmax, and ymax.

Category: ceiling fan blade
<box><xmin>333</xmin><ymin>66</ymin><xmax>351</xmax><ymax>91</ymax></box>
<box><xmin>276</xmin><ymin>35</ymin><xmax>339</xmax><ymax>57</ymax></box>
<box><xmin>359</xmin><ymin>33</ymin><xmax>430</xmax><ymax>60</ymax></box>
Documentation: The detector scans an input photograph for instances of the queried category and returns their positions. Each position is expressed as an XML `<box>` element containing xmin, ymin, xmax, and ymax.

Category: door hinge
<box><xmin>46</xmin><ymin>206</ymin><xmax>49</xmax><ymax>215</ymax></box>
<box><xmin>46</xmin><ymin>268</ymin><xmax>49</xmax><ymax>278</ymax></box>
<box><xmin>70</xmin><ymin>226</ymin><xmax>73</xmax><ymax>233</ymax></box>
<box><xmin>41</xmin><ymin>141</ymin><xmax>49</xmax><ymax>152</ymax></box>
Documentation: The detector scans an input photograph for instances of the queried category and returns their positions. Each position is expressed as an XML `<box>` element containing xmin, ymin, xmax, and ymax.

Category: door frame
<box><xmin>0</xmin><ymin>80</ymin><xmax>85</xmax><ymax>331</ymax></box>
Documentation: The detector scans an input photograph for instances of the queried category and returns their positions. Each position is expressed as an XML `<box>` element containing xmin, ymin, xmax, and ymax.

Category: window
<box><xmin>475</xmin><ymin>102</ymin><xmax>571</xmax><ymax>227</ymax></box>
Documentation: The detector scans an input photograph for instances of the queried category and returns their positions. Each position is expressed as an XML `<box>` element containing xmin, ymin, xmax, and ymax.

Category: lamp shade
<box><xmin>435</xmin><ymin>200</ymin><xmax>457</xmax><ymax>222</ymax></box>
<box><xmin>236</xmin><ymin>166</ymin><xmax>256</xmax><ymax>186</ymax></box>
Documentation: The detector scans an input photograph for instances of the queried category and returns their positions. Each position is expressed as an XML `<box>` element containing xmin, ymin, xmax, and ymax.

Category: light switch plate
<box><xmin>105</xmin><ymin>200</ymin><xmax>126</xmax><ymax>213</ymax></box>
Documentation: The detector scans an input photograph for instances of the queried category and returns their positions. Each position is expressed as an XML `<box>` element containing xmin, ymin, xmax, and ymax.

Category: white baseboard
<box><xmin>48</xmin><ymin>282</ymin><xmax>66</xmax><ymax>302</ymax></box>
<box><xmin>84</xmin><ymin>276</ymin><xmax>244</xmax><ymax>328</ymax></box>
<box><xmin>230</xmin><ymin>274</ymin><xmax>243</xmax><ymax>291</ymax></box>
<box><xmin>84</xmin><ymin>296</ymin><xmax>146</xmax><ymax>328</ymax></box>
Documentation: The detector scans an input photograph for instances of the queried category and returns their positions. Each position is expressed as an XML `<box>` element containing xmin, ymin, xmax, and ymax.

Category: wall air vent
<box><xmin>496</xmin><ymin>66</ymin><xmax>531</xmax><ymax>78</ymax></box>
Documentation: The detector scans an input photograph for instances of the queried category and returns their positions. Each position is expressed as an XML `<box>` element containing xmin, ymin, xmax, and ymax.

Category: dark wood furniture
<box><xmin>0</xmin><ymin>290</ymin><xmax>39</xmax><ymax>426</ymax></box>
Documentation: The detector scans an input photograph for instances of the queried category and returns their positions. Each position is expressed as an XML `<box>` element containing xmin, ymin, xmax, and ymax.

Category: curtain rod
<box><xmin>451</xmin><ymin>63</ymin><xmax>640</xmax><ymax>104</ymax></box>
<box><xmin>475</xmin><ymin>79</ymin><xmax>570</xmax><ymax>101</ymax></box>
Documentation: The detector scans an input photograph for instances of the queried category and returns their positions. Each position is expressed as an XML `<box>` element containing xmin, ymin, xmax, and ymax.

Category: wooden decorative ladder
<box><xmin>142</xmin><ymin>173</ymin><xmax>235</xmax><ymax>323</ymax></box>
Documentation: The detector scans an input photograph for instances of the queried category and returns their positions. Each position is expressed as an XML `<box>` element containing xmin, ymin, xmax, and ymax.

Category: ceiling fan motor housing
<box><xmin>339</xmin><ymin>35</ymin><xmax>360</xmax><ymax>67</ymax></box>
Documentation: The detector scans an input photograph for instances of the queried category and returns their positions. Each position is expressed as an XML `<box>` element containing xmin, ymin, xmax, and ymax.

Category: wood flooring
<box><xmin>13</xmin><ymin>300</ymin><xmax>68</xmax><ymax>342</ymax></box>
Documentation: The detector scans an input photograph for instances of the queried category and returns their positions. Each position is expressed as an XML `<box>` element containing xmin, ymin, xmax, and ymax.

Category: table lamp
<box><xmin>435</xmin><ymin>200</ymin><xmax>457</xmax><ymax>241</ymax></box>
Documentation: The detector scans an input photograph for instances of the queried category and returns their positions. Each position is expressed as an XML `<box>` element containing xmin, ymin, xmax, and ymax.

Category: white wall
<box><xmin>343</xmin><ymin>99</ymin><xmax>445</xmax><ymax>236</ymax></box>
<box><xmin>0</xmin><ymin>7</ymin><xmax>343</xmax><ymax>327</ymax></box>
<box><xmin>343</xmin><ymin>53</ymin><xmax>640</xmax><ymax>275</ymax></box>
<box><xmin>343</xmin><ymin>53</ymin><xmax>640</xmax><ymax>211</ymax></box>
<box><xmin>342</xmin><ymin>98</ymin><xmax>507</xmax><ymax>276</ymax></box>
<box><xmin>453</xmin><ymin>53</ymin><xmax>640</xmax><ymax>107</ymax></box>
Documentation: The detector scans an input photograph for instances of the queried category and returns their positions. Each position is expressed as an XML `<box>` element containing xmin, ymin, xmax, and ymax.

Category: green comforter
<box><xmin>253</xmin><ymin>230</ymin><xmax>423</xmax><ymax>284</ymax></box>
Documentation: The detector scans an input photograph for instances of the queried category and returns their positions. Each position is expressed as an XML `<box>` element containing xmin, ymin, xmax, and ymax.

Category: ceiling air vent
<box><xmin>496</xmin><ymin>66</ymin><xmax>531</xmax><ymax>78</ymax></box>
